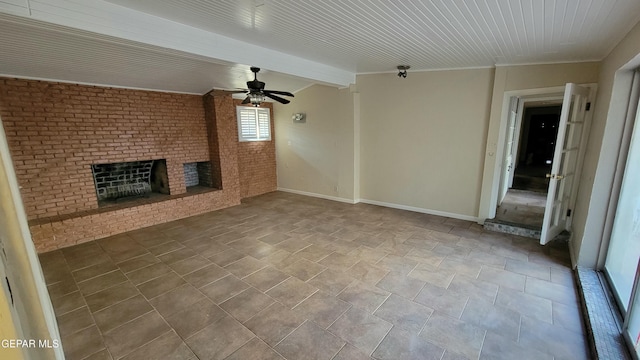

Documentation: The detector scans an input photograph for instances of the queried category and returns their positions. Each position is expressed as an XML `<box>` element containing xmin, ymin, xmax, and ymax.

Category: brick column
<box><xmin>203</xmin><ymin>93</ymin><xmax>241</xmax><ymax>200</ymax></box>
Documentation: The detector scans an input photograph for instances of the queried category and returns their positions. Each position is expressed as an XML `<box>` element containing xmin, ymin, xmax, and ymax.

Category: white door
<box><xmin>498</xmin><ymin>97</ymin><xmax>519</xmax><ymax>204</ymax></box>
<box><xmin>540</xmin><ymin>83</ymin><xmax>591</xmax><ymax>245</ymax></box>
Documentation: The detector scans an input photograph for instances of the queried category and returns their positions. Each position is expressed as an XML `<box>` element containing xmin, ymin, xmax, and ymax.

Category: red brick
<box><xmin>0</xmin><ymin>78</ymin><xmax>277</xmax><ymax>252</ymax></box>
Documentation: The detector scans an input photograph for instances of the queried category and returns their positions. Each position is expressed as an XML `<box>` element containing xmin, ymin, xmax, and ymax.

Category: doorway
<box><xmin>513</xmin><ymin>105</ymin><xmax>562</xmax><ymax>192</ymax></box>
<box><xmin>489</xmin><ymin>93</ymin><xmax>563</xmax><ymax>237</ymax></box>
<box><xmin>486</xmin><ymin>83</ymin><xmax>594</xmax><ymax>244</ymax></box>
<box><xmin>495</xmin><ymin>104</ymin><xmax>562</xmax><ymax>230</ymax></box>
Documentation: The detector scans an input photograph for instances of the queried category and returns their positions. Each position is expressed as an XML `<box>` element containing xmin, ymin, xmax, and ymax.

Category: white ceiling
<box><xmin>1</xmin><ymin>0</ymin><xmax>640</xmax><ymax>94</ymax></box>
<box><xmin>0</xmin><ymin>13</ymin><xmax>313</xmax><ymax>94</ymax></box>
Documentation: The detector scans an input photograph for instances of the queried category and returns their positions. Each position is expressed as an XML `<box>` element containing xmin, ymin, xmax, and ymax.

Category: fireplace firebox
<box><xmin>91</xmin><ymin>159</ymin><xmax>169</xmax><ymax>205</ymax></box>
<box><xmin>183</xmin><ymin>161</ymin><xmax>214</xmax><ymax>190</ymax></box>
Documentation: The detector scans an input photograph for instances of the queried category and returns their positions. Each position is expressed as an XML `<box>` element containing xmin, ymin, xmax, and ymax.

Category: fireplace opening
<box><xmin>184</xmin><ymin>161</ymin><xmax>216</xmax><ymax>192</ymax></box>
<box><xmin>92</xmin><ymin>159</ymin><xmax>170</xmax><ymax>207</ymax></box>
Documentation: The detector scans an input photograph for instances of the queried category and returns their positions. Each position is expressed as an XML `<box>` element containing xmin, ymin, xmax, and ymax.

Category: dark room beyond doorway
<box><xmin>513</xmin><ymin>105</ymin><xmax>562</xmax><ymax>193</ymax></box>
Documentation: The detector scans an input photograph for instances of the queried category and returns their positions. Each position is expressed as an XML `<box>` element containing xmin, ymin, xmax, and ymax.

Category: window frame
<box><xmin>236</xmin><ymin>106</ymin><xmax>272</xmax><ymax>142</ymax></box>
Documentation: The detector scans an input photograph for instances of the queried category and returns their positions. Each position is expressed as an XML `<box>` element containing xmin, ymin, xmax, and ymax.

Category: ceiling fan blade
<box><xmin>264</xmin><ymin>92</ymin><xmax>290</xmax><ymax>104</ymax></box>
<box><xmin>242</xmin><ymin>96</ymin><xmax>251</xmax><ymax>104</ymax></box>
<box><xmin>264</xmin><ymin>90</ymin><xmax>294</xmax><ymax>97</ymax></box>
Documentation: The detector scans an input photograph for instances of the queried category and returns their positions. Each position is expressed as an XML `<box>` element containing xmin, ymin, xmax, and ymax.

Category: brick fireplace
<box><xmin>0</xmin><ymin>78</ymin><xmax>276</xmax><ymax>252</ymax></box>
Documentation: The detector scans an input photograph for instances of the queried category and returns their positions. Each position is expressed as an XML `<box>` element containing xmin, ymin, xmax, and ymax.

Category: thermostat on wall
<box><xmin>292</xmin><ymin>113</ymin><xmax>306</xmax><ymax>123</ymax></box>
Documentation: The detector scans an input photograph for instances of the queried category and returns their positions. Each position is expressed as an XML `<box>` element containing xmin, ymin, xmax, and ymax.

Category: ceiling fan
<box><xmin>237</xmin><ymin>67</ymin><xmax>294</xmax><ymax>107</ymax></box>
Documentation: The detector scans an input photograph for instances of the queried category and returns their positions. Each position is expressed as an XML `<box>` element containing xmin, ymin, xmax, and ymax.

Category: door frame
<box><xmin>485</xmin><ymin>85</ymin><xmax>567</xmax><ymax>219</ymax></box>
<box><xmin>485</xmin><ymin>84</ymin><xmax>597</xmax><ymax>248</ymax></box>
<box><xmin>496</xmin><ymin>93</ymin><xmax>562</xmax><ymax>207</ymax></box>
<box><xmin>497</xmin><ymin>96</ymin><xmax>519</xmax><ymax>205</ymax></box>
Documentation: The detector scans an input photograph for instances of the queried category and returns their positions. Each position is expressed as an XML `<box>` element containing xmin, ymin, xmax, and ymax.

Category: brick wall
<box><xmin>28</xmin><ymin>190</ymin><xmax>237</xmax><ymax>252</ymax></box>
<box><xmin>0</xmin><ymin>78</ymin><xmax>278</xmax><ymax>252</ymax></box>
<box><xmin>0</xmin><ymin>78</ymin><xmax>210</xmax><ymax>219</ymax></box>
<box><xmin>234</xmin><ymin>100</ymin><xmax>277</xmax><ymax>199</ymax></box>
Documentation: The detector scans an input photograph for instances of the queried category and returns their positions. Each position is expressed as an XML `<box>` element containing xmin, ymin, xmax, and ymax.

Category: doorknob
<box><xmin>546</xmin><ymin>174</ymin><xmax>565</xmax><ymax>180</ymax></box>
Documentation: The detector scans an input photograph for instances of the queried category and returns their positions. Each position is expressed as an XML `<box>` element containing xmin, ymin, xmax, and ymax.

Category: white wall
<box><xmin>274</xmin><ymin>84</ymin><xmax>357</xmax><ymax>202</ymax></box>
<box><xmin>357</xmin><ymin>68</ymin><xmax>494</xmax><ymax>219</ymax></box>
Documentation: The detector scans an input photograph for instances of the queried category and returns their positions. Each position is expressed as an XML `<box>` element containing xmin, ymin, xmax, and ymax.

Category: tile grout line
<box><xmin>271</xmin><ymin>319</ymin><xmax>307</xmax><ymax>348</ymax></box>
<box><xmin>112</xmin><ymin>327</ymin><xmax>173</xmax><ymax>360</ymax></box>
<box><xmin>328</xmin><ymin>342</ymin><xmax>347</xmax><ymax>360</ymax></box>
<box><xmin>517</xmin><ymin>315</ymin><xmax>523</xmax><ymax>343</ymax></box>
<box><xmin>476</xmin><ymin>329</ymin><xmax>489</xmax><ymax>360</ymax></box>
<box><xmin>368</xmin><ymin>321</ymin><xmax>394</xmax><ymax>358</ymax></box>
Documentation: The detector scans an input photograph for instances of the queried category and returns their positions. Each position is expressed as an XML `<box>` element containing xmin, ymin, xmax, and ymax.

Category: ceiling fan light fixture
<box><xmin>249</xmin><ymin>93</ymin><xmax>265</xmax><ymax>106</ymax></box>
<box><xmin>397</xmin><ymin>65</ymin><xmax>410</xmax><ymax>78</ymax></box>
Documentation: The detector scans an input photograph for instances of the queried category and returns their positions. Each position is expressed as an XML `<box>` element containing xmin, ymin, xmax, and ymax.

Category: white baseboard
<box><xmin>358</xmin><ymin>198</ymin><xmax>480</xmax><ymax>222</ymax></box>
<box><xmin>276</xmin><ymin>188</ymin><xmax>358</xmax><ymax>204</ymax></box>
<box><xmin>276</xmin><ymin>188</ymin><xmax>479</xmax><ymax>222</ymax></box>
<box><xmin>569</xmin><ymin>234</ymin><xmax>578</xmax><ymax>269</ymax></box>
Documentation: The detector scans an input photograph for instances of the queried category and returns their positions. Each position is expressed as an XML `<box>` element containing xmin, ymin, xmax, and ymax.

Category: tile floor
<box><xmin>494</xmin><ymin>189</ymin><xmax>546</xmax><ymax>228</ymax></box>
<box><xmin>39</xmin><ymin>191</ymin><xmax>590</xmax><ymax>360</ymax></box>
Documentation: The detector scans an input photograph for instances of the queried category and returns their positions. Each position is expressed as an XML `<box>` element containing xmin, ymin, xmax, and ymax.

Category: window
<box><xmin>236</xmin><ymin>106</ymin><xmax>271</xmax><ymax>141</ymax></box>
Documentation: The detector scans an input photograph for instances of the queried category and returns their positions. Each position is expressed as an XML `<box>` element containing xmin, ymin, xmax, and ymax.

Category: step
<box><xmin>483</xmin><ymin>219</ymin><xmax>541</xmax><ymax>239</ymax></box>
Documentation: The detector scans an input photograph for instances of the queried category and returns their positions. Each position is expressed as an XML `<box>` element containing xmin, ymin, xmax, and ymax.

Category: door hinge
<box><xmin>567</xmin><ymin>209</ymin><xmax>572</xmax><ymax>217</ymax></box>
<box><xmin>586</xmin><ymin>102</ymin><xmax>591</xmax><ymax>111</ymax></box>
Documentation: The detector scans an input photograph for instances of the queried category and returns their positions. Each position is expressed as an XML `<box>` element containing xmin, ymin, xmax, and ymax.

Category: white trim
<box><xmin>358</xmin><ymin>199</ymin><xmax>480</xmax><ymax>222</ymax></box>
<box><xmin>277</xmin><ymin>188</ymin><xmax>358</xmax><ymax>204</ymax></box>
<box><xmin>277</xmin><ymin>188</ymin><xmax>479</xmax><ymax>222</ymax></box>
<box><xmin>352</xmin><ymin>88</ymin><xmax>361</xmax><ymax>201</ymax></box>
<box><xmin>0</xmin><ymin>74</ymin><xmax>202</xmax><ymax>95</ymax></box>
<box><xmin>292</xmin><ymin>83</ymin><xmax>317</xmax><ymax>94</ymax></box>
<box><xmin>569</xmin><ymin>233</ymin><xmax>578</xmax><ymax>269</ymax></box>
<box><xmin>494</xmin><ymin>59</ymin><xmax>602</xmax><ymax>67</ymax></box>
